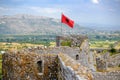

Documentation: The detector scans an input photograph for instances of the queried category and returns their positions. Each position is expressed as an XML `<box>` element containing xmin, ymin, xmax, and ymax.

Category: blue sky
<box><xmin>0</xmin><ymin>0</ymin><xmax>120</xmax><ymax>26</ymax></box>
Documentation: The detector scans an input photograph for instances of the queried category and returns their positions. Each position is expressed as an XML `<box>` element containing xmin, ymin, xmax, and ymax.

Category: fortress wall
<box><xmin>2</xmin><ymin>52</ymin><xmax>93</xmax><ymax>80</ymax></box>
<box><xmin>2</xmin><ymin>52</ymin><xmax>58</xmax><ymax>80</ymax></box>
<box><xmin>33</xmin><ymin>45</ymin><xmax>95</xmax><ymax>71</ymax></box>
<box><xmin>58</xmin><ymin>53</ymin><xmax>93</xmax><ymax>80</ymax></box>
<box><xmin>92</xmin><ymin>71</ymin><xmax>120</xmax><ymax>80</ymax></box>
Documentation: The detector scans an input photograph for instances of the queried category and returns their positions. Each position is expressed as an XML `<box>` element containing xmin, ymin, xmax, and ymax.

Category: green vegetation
<box><xmin>0</xmin><ymin>34</ymin><xmax>56</xmax><ymax>46</ymax></box>
<box><xmin>61</xmin><ymin>40</ymin><xmax>71</xmax><ymax>47</ymax></box>
<box><xmin>110</xmin><ymin>48</ymin><xmax>117</xmax><ymax>56</ymax></box>
<box><xmin>89</xmin><ymin>33</ymin><xmax>120</xmax><ymax>41</ymax></box>
<box><xmin>118</xmin><ymin>64</ymin><xmax>120</xmax><ymax>67</ymax></box>
<box><xmin>110</xmin><ymin>48</ymin><xmax>116</xmax><ymax>53</ymax></box>
<box><xmin>0</xmin><ymin>42</ymin><xmax>47</xmax><ymax>51</ymax></box>
<box><xmin>90</xmin><ymin>40</ymin><xmax>120</xmax><ymax>56</ymax></box>
<box><xmin>90</xmin><ymin>40</ymin><xmax>116</xmax><ymax>48</ymax></box>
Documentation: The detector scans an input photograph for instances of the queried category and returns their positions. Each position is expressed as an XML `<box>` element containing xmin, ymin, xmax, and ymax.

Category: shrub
<box><xmin>118</xmin><ymin>64</ymin><xmax>120</xmax><ymax>67</ymax></box>
<box><xmin>110</xmin><ymin>48</ymin><xmax>117</xmax><ymax>55</ymax></box>
<box><xmin>61</xmin><ymin>40</ymin><xmax>71</xmax><ymax>47</ymax></box>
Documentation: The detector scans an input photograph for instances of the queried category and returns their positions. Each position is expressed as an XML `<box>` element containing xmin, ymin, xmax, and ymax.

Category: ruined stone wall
<box><xmin>92</xmin><ymin>71</ymin><xmax>120</xmax><ymax>80</ymax></box>
<box><xmin>23</xmin><ymin>35</ymin><xmax>95</xmax><ymax>71</ymax></box>
<box><xmin>58</xmin><ymin>53</ymin><xmax>93</xmax><ymax>80</ymax></box>
<box><xmin>56</xmin><ymin>35</ymin><xmax>88</xmax><ymax>47</ymax></box>
<box><xmin>58</xmin><ymin>57</ymin><xmax>82</xmax><ymax>80</ymax></box>
<box><xmin>25</xmin><ymin>39</ymin><xmax>95</xmax><ymax>71</ymax></box>
<box><xmin>96</xmin><ymin>58</ymin><xmax>107</xmax><ymax>71</ymax></box>
<box><xmin>2</xmin><ymin>51</ymin><xmax>93</xmax><ymax>80</ymax></box>
<box><xmin>2</xmin><ymin>52</ymin><xmax>58</xmax><ymax>80</ymax></box>
<box><xmin>78</xmin><ymin>39</ymin><xmax>95</xmax><ymax>71</ymax></box>
<box><xmin>107</xmin><ymin>53</ymin><xmax>120</xmax><ymax>67</ymax></box>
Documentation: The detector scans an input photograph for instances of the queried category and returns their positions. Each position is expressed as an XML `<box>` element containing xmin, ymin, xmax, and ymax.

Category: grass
<box><xmin>90</xmin><ymin>40</ymin><xmax>116</xmax><ymax>49</ymax></box>
<box><xmin>49</xmin><ymin>42</ymin><xmax>56</xmax><ymax>47</ymax></box>
<box><xmin>61</xmin><ymin>40</ymin><xmax>71</xmax><ymax>47</ymax></box>
<box><xmin>0</xmin><ymin>42</ymin><xmax>44</xmax><ymax>51</ymax></box>
<box><xmin>114</xmin><ymin>41</ymin><xmax>120</xmax><ymax>49</ymax></box>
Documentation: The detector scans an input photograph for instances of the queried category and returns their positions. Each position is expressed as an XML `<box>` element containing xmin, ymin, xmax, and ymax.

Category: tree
<box><xmin>110</xmin><ymin>48</ymin><xmax>116</xmax><ymax>55</ymax></box>
<box><xmin>110</xmin><ymin>48</ymin><xmax>116</xmax><ymax>53</ymax></box>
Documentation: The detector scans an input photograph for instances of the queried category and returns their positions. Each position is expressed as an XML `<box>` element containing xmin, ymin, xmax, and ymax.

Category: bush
<box><xmin>61</xmin><ymin>40</ymin><xmax>71</xmax><ymax>47</ymax></box>
<box><xmin>110</xmin><ymin>48</ymin><xmax>116</xmax><ymax>53</ymax></box>
<box><xmin>118</xmin><ymin>64</ymin><xmax>120</xmax><ymax>67</ymax></box>
<box><xmin>110</xmin><ymin>48</ymin><xmax>117</xmax><ymax>55</ymax></box>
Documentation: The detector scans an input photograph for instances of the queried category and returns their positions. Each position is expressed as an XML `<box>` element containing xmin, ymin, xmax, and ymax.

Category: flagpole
<box><xmin>61</xmin><ymin>21</ymin><xmax>62</xmax><ymax>36</ymax></box>
<box><xmin>61</xmin><ymin>12</ymin><xmax>63</xmax><ymax>36</ymax></box>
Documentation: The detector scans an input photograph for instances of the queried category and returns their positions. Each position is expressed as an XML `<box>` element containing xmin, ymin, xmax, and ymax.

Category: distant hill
<box><xmin>0</xmin><ymin>14</ymin><xmax>90</xmax><ymax>35</ymax></box>
<box><xmin>82</xmin><ymin>23</ymin><xmax>120</xmax><ymax>31</ymax></box>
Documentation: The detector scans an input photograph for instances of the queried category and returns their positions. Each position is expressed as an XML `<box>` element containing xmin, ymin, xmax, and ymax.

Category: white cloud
<box><xmin>27</xmin><ymin>6</ymin><xmax>69</xmax><ymax>18</ymax></box>
<box><xmin>91</xmin><ymin>0</ymin><xmax>99</xmax><ymax>4</ymax></box>
<box><xmin>0</xmin><ymin>7</ymin><xmax>10</xmax><ymax>11</ymax></box>
<box><xmin>0</xmin><ymin>6</ymin><xmax>69</xmax><ymax>18</ymax></box>
<box><xmin>29</xmin><ymin>7</ymin><xmax>65</xmax><ymax>14</ymax></box>
<box><xmin>0</xmin><ymin>7</ymin><xmax>14</xmax><ymax>15</ymax></box>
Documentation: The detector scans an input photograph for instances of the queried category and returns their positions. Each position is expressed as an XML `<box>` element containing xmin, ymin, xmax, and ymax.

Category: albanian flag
<box><xmin>61</xmin><ymin>14</ymin><xmax>74</xmax><ymax>28</ymax></box>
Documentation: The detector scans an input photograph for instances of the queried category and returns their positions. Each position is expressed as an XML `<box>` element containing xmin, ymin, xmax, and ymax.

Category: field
<box><xmin>0</xmin><ymin>42</ymin><xmax>46</xmax><ymax>52</ymax></box>
<box><xmin>90</xmin><ymin>40</ymin><xmax>117</xmax><ymax>49</ymax></box>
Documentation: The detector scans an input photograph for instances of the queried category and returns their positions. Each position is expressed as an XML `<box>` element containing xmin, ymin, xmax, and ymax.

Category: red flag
<box><xmin>61</xmin><ymin>14</ymin><xmax>74</xmax><ymax>28</ymax></box>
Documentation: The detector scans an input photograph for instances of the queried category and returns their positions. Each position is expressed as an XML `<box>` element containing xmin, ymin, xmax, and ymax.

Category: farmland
<box><xmin>90</xmin><ymin>40</ymin><xmax>116</xmax><ymax>49</ymax></box>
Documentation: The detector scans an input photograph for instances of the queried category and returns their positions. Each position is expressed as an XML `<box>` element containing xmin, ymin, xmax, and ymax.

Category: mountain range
<box><xmin>0</xmin><ymin>14</ymin><xmax>91</xmax><ymax>35</ymax></box>
<box><xmin>0</xmin><ymin>14</ymin><xmax>119</xmax><ymax>35</ymax></box>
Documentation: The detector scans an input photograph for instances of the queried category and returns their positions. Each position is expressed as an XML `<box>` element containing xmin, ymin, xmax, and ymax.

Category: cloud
<box><xmin>91</xmin><ymin>0</ymin><xmax>99</xmax><ymax>4</ymax></box>
<box><xmin>0</xmin><ymin>7</ymin><xmax>10</xmax><ymax>11</ymax></box>
<box><xmin>29</xmin><ymin>7</ymin><xmax>65</xmax><ymax>14</ymax></box>
<box><xmin>0</xmin><ymin>6</ymin><xmax>69</xmax><ymax>18</ymax></box>
<box><xmin>27</xmin><ymin>6</ymin><xmax>69</xmax><ymax>18</ymax></box>
<box><xmin>108</xmin><ymin>8</ymin><xmax>115</xmax><ymax>12</ymax></box>
<box><xmin>0</xmin><ymin>7</ymin><xmax>14</xmax><ymax>14</ymax></box>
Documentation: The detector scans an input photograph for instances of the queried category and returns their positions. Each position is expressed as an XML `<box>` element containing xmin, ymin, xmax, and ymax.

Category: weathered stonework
<box><xmin>58</xmin><ymin>53</ymin><xmax>93</xmax><ymax>80</ymax></box>
<box><xmin>92</xmin><ymin>71</ymin><xmax>120</xmax><ymax>80</ymax></box>
<box><xmin>107</xmin><ymin>53</ymin><xmax>120</xmax><ymax>67</ymax></box>
<box><xmin>96</xmin><ymin>57</ymin><xmax>107</xmax><ymax>72</ymax></box>
<box><xmin>2</xmin><ymin>35</ymin><xmax>120</xmax><ymax>80</ymax></box>
<box><xmin>31</xmin><ymin>36</ymin><xmax>95</xmax><ymax>71</ymax></box>
<box><xmin>2</xmin><ymin>52</ymin><xmax>93</xmax><ymax>80</ymax></box>
<box><xmin>2</xmin><ymin>52</ymin><xmax>58</xmax><ymax>80</ymax></box>
<box><xmin>56</xmin><ymin>35</ymin><xmax>88</xmax><ymax>47</ymax></box>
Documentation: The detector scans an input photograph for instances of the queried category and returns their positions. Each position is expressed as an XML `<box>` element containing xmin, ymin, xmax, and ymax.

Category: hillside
<box><xmin>0</xmin><ymin>14</ymin><xmax>89</xmax><ymax>35</ymax></box>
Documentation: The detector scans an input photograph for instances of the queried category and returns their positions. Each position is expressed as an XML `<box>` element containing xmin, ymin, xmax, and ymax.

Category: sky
<box><xmin>0</xmin><ymin>0</ymin><xmax>120</xmax><ymax>26</ymax></box>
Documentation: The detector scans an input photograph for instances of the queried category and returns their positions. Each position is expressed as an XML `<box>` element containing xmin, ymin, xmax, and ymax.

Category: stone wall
<box><xmin>22</xmin><ymin>38</ymin><xmax>95</xmax><ymax>72</ymax></box>
<box><xmin>58</xmin><ymin>58</ymin><xmax>85</xmax><ymax>80</ymax></box>
<box><xmin>92</xmin><ymin>71</ymin><xmax>120</xmax><ymax>80</ymax></box>
<box><xmin>56</xmin><ymin>35</ymin><xmax>88</xmax><ymax>47</ymax></box>
<box><xmin>96</xmin><ymin>58</ymin><xmax>107</xmax><ymax>71</ymax></box>
<box><xmin>2</xmin><ymin>52</ymin><xmax>58</xmax><ymax>80</ymax></box>
<box><xmin>58</xmin><ymin>53</ymin><xmax>93</xmax><ymax>80</ymax></box>
<box><xmin>28</xmin><ymin>40</ymin><xmax>95</xmax><ymax>71</ymax></box>
<box><xmin>107</xmin><ymin>53</ymin><xmax>120</xmax><ymax>67</ymax></box>
<box><xmin>2</xmin><ymin>51</ymin><xmax>93</xmax><ymax>80</ymax></box>
<box><xmin>21</xmin><ymin>35</ymin><xmax>95</xmax><ymax>71</ymax></box>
